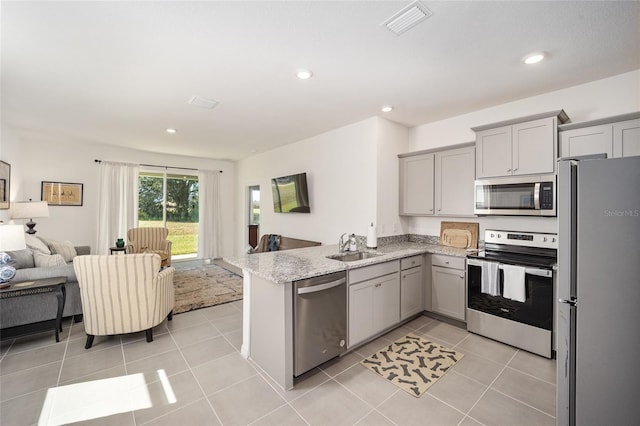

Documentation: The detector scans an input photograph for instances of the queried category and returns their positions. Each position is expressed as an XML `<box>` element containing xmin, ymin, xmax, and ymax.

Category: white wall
<box><xmin>2</xmin><ymin>132</ymin><xmax>237</xmax><ymax>256</ymax></box>
<box><xmin>236</xmin><ymin>117</ymin><xmax>390</xmax><ymax>253</ymax></box>
<box><xmin>375</xmin><ymin>118</ymin><xmax>410</xmax><ymax>237</ymax></box>
<box><xmin>406</xmin><ymin>70</ymin><xmax>640</xmax><ymax>238</ymax></box>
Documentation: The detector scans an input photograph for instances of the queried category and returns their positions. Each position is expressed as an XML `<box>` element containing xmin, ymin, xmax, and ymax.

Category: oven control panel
<box><xmin>484</xmin><ymin>230</ymin><xmax>558</xmax><ymax>249</ymax></box>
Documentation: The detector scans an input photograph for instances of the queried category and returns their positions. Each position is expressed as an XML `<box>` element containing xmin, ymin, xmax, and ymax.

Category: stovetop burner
<box><xmin>467</xmin><ymin>250</ymin><xmax>556</xmax><ymax>269</ymax></box>
<box><xmin>467</xmin><ymin>229</ymin><xmax>558</xmax><ymax>269</ymax></box>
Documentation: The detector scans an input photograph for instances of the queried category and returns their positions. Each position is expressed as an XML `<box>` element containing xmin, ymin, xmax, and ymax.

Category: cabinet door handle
<box><xmin>429</xmin><ymin>209</ymin><xmax>433</xmax><ymax>212</ymax></box>
<box><xmin>375</xmin><ymin>283</ymin><xmax>382</xmax><ymax>288</ymax></box>
<box><xmin>445</xmin><ymin>261</ymin><xmax>449</xmax><ymax>264</ymax></box>
<box><xmin>402</xmin><ymin>275</ymin><xmax>406</xmax><ymax>279</ymax></box>
<box><xmin>513</xmin><ymin>167</ymin><xmax>519</xmax><ymax>171</ymax></box>
<box><xmin>507</xmin><ymin>168</ymin><xmax>512</xmax><ymax>172</ymax></box>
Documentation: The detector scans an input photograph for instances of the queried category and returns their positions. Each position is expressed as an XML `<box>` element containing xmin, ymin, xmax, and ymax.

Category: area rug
<box><xmin>361</xmin><ymin>333</ymin><xmax>464</xmax><ymax>397</ymax></box>
<box><xmin>172</xmin><ymin>264</ymin><xmax>243</xmax><ymax>314</ymax></box>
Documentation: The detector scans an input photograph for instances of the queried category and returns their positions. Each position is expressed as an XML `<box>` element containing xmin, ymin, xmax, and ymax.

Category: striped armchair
<box><xmin>73</xmin><ymin>253</ymin><xmax>175</xmax><ymax>349</ymax></box>
<box><xmin>127</xmin><ymin>227</ymin><xmax>172</xmax><ymax>266</ymax></box>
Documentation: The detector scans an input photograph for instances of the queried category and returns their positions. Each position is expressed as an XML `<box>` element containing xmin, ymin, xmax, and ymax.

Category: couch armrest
<box><xmin>279</xmin><ymin>237</ymin><xmax>321</xmax><ymax>250</ymax></box>
<box><xmin>75</xmin><ymin>246</ymin><xmax>91</xmax><ymax>256</ymax></box>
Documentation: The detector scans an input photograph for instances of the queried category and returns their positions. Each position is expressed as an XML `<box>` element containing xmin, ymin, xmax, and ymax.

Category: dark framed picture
<box><xmin>41</xmin><ymin>181</ymin><xmax>83</xmax><ymax>206</ymax></box>
<box><xmin>0</xmin><ymin>161</ymin><xmax>9</xmax><ymax>210</ymax></box>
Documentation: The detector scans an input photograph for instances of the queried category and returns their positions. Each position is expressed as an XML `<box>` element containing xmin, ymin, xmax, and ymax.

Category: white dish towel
<box><xmin>501</xmin><ymin>264</ymin><xmax>526</xmax><ymax>302</ymax></box>
<box><xmin>481</xmin><ymin>261</ymin><xmax>500</xmax><ymax>296</ymax></box>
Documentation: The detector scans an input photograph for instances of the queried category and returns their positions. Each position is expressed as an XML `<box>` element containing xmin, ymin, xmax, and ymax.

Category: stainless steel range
<box><xmin>466</xmin><ymin>230</ymin><xmax>557</xmax><ymax>358</ymax></box>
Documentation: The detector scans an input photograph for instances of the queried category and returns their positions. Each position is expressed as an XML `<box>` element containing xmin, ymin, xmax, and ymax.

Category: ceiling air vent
<box><xmin>381</xmin><ymin>1</ymin><xmax>433</xmax><ymax>36</ymax></box>
<box><xmin>188</xmin><ymin>96</ymin><xmax>219</xmax><ymax>109</ymax></box>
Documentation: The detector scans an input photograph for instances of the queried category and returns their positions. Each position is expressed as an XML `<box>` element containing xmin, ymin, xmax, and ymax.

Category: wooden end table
<box><xmin>0</xmin><ymin>276</ymin><xmax>68</xmax><ymax>342</ymax></box>
<box><xmin>109</xmin><ymin>246</ymin><xmax>127</xmax><ymax>255</ymax></box>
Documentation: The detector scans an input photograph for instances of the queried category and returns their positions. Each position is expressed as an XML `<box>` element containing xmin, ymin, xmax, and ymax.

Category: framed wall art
<box><xmin>0</xmin><ymin>161</ymin><xmax>10</xmax><ymax>210</ymax></box>
<box><xmin>41</xmin><ymin>181</ymin><xmax>83</xmax><ymax>206</ymax></box>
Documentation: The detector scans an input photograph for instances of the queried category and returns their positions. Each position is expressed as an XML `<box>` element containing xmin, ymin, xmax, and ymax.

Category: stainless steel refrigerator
<box><xmin>557</xmin><ymin>155</ymin><xmax>640</xmax><ymax>426</ymax></box>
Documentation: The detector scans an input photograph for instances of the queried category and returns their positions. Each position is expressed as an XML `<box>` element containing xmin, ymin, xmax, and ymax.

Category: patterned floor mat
<box><xmin>360</xmin><ymin>333</ymin><xmax>464</xmax><ymax>397</ymax></box>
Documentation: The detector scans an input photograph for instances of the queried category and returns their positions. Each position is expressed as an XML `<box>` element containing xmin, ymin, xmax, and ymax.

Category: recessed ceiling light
<box><xmin>166</xmin><ymin>128</ymin><xmax>177</xmax><ymax>134</ymax></box>
<box><xmin>523</xmin><ymin>52</ymin><xmax>545</xmax><ymax>65</ymax></box>
<box><xmin>381</xmin><ymin>106</ymin><xmax>394</xmax><ymax>113</ymax></box>
<box><xmin>296</xmin><ymin>69</ymin><xmax>313</xmax><ymax>80</ymax></box>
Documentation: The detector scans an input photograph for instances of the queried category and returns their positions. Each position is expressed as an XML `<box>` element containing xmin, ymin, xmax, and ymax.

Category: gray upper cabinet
<box><xmin>559</xmin><ymin>113</ymin><xmax>640</xmax><ymax>159</ymax></box>
<box><xmin>399</xmin><ymin>144</ymin><xmax>475</xmax><ymax>217</ymax></box>
<box><xmin>435</xmin><ymin>146</ymin><xmax>475</xmax><ymax>216</ymax></box>
<box><xmin>512</xmin><ymin>118</ymin><xmax>556</xmax><ymax>175</ymax></box>
<box><xmin>475</xmin><ymin>125</ymin><xmax>512</xmax><ymax>178</ymax></box>
<box><xmin>559</xmin><ymin>124</ymin><xmax>613</xmax><ymax>158</ymax></box>
<box><xmin>614</xmin><ymin>119</ymin><xmax>640</xmax><ymax>157</ymax></box>
<box><xmin>399</xmin><ymin>153</ymin><xmax>434</xmax><ymax>216</ymax></box>
<box><xmin>475</xmin><ymin>115</ymin><xmax>559</xmax><ymax>178</ymax></box>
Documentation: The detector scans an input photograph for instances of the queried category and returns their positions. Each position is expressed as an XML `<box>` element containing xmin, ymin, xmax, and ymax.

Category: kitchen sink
<box><xmin>326</xmin><ymin>251</ymin><xmax>380</xmax><ymax>262</ymax></box>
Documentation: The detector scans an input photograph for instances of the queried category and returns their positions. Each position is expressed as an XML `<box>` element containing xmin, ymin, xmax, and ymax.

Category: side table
<box><xmin>109</xmin><ymin>246</ymin><xmax>127</xmax><ymax>255</ymax></box>
<box><xmin>0</xmin><ymin>276</ymin><xmax>67</xmax><ymax>342</ymax></box>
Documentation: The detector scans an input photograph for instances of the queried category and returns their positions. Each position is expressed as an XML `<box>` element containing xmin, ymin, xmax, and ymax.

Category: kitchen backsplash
<box><xmin>354</xmin><ymin>233</ymin><xmax>440</xmax><ymax>249</ymax></box>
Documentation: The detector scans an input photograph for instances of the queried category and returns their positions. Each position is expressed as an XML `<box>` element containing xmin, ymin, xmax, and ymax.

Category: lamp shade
<box><xmin>0</xmin><ymin>224</ymin><xmax>27</xmax><ymax>251</ymax></box>
<box><xmin>11</xmin><ymin>200</ymin><xmax>50</xmax><ymax>219</ymax></box>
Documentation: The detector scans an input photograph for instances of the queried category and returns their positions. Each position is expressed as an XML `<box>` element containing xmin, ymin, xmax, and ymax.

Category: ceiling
<box><xmin>2</xmin><ymin>1</ymin><xmax>639</xmax><ymax>161</ymax></box>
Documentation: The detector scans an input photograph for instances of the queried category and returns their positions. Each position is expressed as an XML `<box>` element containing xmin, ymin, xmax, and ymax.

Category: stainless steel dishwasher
<box><xmin>293</xmin><ymin>271</ymin><xmax>347</xmax><ymax>377</ymax></box>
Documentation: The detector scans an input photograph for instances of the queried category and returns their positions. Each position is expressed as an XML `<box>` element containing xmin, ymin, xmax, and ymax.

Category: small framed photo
<box><xmin>0</xmin><ymin>160</ymin><xmax>9</xmax><ymax>210</ymax></box>
<box><xmin>41</xmin><ymin>181</ymin><xmax>84</xmax><ymax>206</ymax></box>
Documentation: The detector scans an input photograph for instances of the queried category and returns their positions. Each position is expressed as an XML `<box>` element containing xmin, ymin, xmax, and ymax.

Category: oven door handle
<box><xmin>498</xmin><ymin>264</ymin><xmax>552</xmax><ymax>278</ymax></box>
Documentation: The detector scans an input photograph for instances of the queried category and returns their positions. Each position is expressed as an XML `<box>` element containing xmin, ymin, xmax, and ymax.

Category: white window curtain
<box><xmin>96</xmin><ymin>161</ymin><xmax>139</xmax><ymax>254</ymax></box>
<box><xmin>198</xmin><ymin>169</ymin><xmax>222</xmax><ymax>260</ymax></box>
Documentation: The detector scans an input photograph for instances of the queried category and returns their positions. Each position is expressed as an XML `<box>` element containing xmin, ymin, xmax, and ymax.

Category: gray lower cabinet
<box><xmin>348</xmin><ymin>261</ymin><xmax>400</xmax><ymax>348</ymax></box>
<box><xmin>400</xmin><ymin>255</ymin><xmax>424</xmax><ymax>320</ymax></box>
<box><xmin>431</xmin><ymin>254</ymin><xmax>466</xmax><ymax>321</ymax></box>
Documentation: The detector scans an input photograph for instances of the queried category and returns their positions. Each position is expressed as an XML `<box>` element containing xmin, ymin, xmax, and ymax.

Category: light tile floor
<box><xmin>0</xmin><ymin>302</ymin><xmax>556</xmax><ymax>426</ymax></box>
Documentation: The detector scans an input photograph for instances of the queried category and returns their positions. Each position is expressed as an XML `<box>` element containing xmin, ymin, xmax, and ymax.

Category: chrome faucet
<box><xmin>339</xmin><ymin>233</ymin><xmax>350</xmax><ymax>253</ymax></box>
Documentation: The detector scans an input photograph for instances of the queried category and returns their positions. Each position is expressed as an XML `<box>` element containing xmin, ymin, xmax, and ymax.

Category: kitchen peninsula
<box><xmin>224</xmin><ymin>238</ymin><xmax>472</xmax><ymax>390</ymax></box>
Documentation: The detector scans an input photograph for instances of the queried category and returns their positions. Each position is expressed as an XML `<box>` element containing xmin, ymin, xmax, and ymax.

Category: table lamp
<box><xmin>0</xmin><ymin>224</ymin><xmax>27</xmax><ymax>283</ymax></box>
<box><xmin>11</xmin><ymin>200</ymin><xmax>50</xmax><ymax>234</ymax></box>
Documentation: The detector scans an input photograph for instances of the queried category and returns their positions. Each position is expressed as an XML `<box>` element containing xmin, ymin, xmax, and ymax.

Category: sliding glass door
<box><xmin>138</xmin><ymin>171</ymin><xmax>199</xmax><ymax>258</ymax></box>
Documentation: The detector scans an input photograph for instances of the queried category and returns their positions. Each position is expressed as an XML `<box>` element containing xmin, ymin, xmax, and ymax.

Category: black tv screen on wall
<box><xmin>271</xmin><ymin>172</ymin><xmax>310</xmax><ymax>213</ymax></box>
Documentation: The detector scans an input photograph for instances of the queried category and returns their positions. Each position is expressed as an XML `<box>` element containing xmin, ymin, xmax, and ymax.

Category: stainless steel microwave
<box><xmin>474</xmin><ymin>175</ymin><xmax>556</xmax><ymax>216</ymax></box>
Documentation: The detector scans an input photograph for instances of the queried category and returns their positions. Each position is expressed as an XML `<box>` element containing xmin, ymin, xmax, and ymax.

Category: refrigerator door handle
<box><xmin>558</xmin><ymin>297</ymin><xmax>577</xmax><ymax>307</ymax></box>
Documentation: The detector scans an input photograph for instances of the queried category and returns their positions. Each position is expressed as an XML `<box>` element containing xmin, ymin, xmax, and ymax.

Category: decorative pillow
<box><xmin>4</xmin><ymin>249</ymin><xmax>35</xmax><ymax>269</ymax></box>
<box><xmin>25</xmin><ymin>234</ymin><xmax>51</xmax><ymax>255</ymax></box>
<box><xmin>48</xmin><ymin>240</ymin><xmax>77</xmax><ymax>263</ymax></box>
<box><xmin>33</xmin><ymin>252</ymin><xmax>67</xmax><ymax>267</ymax></box>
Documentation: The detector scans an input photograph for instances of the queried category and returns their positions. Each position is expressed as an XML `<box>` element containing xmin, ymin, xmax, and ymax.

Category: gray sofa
<box><xmin>0</xmin><ymin>245</ymin><xmax>90</xmax><ymax>331</ymax></box>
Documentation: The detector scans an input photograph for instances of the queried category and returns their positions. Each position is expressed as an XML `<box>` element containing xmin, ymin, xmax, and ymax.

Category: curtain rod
<box><xmin>94</xmin><ymin>159</ymin><xmax>222</xmax><ymax>173</ymax></box>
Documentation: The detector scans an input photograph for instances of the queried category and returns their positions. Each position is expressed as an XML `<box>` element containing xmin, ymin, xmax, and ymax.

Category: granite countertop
<box><xmin>224</xmin><ymin>242</ymin><xmax>475</xmax><ymax>284</ymax></box>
